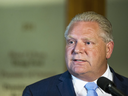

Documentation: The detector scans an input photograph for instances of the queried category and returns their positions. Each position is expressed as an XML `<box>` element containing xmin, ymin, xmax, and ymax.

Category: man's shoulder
<box><xmin>22</xmin><ymin>71</ymin><xmax>71</xmax><ymax>96</ymax></box>
<box><xmin>27</xmin><ymin>71</ymin><xmax>70</xmax><ymax>90</ymax></box>
<box><xmin>107</xmin><ymin>67</ymin><xmax>128</xmax><ymax>95</ymax></box>
<box><xmin>114</xmin><ymin>72</ymin><xmax>128</xmax><ymax>84</ymax></box>
<box><xmin>29</xmin><ymin>73</ymin><xmax>62</xmax><ymax>87</ymax></box>
<box><xmin>110</xmin><ymin>67</ymin><xmax>128</xmax><ymax>82</ymax></box>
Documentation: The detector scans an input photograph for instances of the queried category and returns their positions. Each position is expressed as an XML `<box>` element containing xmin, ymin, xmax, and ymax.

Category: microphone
<box><xmin>97</xmin><ymin>77</ymin><xmax>125</xmax><ymax>96</ymax></box>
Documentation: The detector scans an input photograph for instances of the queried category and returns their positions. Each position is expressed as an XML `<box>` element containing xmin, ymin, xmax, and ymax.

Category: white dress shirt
<box><xmin>72</xmin><ymin>64</ymin><xmax>113</xmax><ymax>96</ymax></box>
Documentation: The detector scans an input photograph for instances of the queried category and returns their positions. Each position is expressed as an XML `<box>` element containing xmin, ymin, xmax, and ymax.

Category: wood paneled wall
<box><xmin>66</xmin><ymin>0</ymin><xmax>106</xmax><ymax>25</ymax></box>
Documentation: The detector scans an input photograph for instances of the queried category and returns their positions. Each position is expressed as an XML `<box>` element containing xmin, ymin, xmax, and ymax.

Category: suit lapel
<box><xmin>57</xmin><ymin>71</ymin><xmax>76</xmax><ymax>96</ymax></box>
<box><xmin>110</xmin><ymin>67</ymin><xmax>127</xmax><ymax>95</ymax></box>
<box><xmin>58</xmin><ymin>67</ymin><xmax>128</xmax><ymax>96</ymax></box>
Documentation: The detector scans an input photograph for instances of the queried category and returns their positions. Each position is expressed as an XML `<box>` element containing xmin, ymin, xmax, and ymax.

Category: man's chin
<box><xmin>70</xmin><ymin>69</ymin><xmax>87</xmax><ymax>76</ymax></box>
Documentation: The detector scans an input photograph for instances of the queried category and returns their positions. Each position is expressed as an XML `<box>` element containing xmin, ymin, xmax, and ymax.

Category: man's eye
<box><xmin>67</xmin><ymin>40</ymin><xmax>75</xmax><ymax>45</ymax></box>
<box><xmin>86</xmin><ymin>42</ymin><xmax>91</xmax><ymax>45</ymax></box>
<box><xmin>69</xmin><ymin>41</ymin><xmax>74</xmax><ymax>44</ymax></box>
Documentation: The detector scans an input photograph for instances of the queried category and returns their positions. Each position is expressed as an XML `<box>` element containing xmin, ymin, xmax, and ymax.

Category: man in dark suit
<box><xmin>22</xmin><ymin>11</ymin><xmax>128</xmax><ymax>96</ymax></box>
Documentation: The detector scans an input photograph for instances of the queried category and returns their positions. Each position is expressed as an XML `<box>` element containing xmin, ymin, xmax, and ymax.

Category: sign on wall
<box><xmin>0</xmin><ymin>4</ymin><xmax>65</xmax><ymax>96</ymax></box>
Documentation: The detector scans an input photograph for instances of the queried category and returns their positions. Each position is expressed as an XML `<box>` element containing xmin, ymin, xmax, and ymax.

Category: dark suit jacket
<box><xmin>22</xmin><ymin>67</ymin><xmax>128</xmax><ymax>96</ymax></box>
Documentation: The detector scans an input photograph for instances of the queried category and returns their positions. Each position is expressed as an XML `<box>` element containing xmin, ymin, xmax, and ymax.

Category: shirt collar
<box><xmin>72</xmin><ymin>74</ymin><xmax>87</xmax><ymax>92</ymax></box>
<box><xmin>71</xmin><ymin>64</ymin><xmax>113</xmax><ymax>92</ymax></box>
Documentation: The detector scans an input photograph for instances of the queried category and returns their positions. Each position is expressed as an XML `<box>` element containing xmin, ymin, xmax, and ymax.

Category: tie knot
<box><xmin>85</xmin><ymin>82</ymin><xmax>98</xmax><ymax>91</ymax></box>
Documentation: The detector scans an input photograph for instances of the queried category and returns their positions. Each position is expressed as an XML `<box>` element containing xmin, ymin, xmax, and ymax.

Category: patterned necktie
<box><xmin>85</xmin><ymin>82</ymin><xmax>98</xmax><ymax>96</ymax></box>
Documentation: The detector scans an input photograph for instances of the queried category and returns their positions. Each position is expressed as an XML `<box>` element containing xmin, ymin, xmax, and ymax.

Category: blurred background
<box><xmin>0</xmin><ymin>0</ymin><xmax>128</xmax><ymax>96</ymax></box>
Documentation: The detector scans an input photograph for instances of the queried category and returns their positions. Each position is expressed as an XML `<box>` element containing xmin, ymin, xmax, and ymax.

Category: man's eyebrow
<box><xmin>82</xmin><ymin>38</ymin><xmax>90</xmax><ymax>40</ymax></box>
<box><xmin>82</xmin><ymin>38</ymin><xmax>96</xmax><ymax>42</ymax></box>
<box><xmin>66</xmin><ymin>35</ymin><xmax>74</xmax><ymax>39</ymax></box>
<box><xmin>81</xmin><ymin>37</ymin><xmax>92</xmax><ymax>40</ymax></box>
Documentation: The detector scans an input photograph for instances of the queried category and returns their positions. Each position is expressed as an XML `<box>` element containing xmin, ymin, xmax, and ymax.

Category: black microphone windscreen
<box><xmin>97</xmin><ymin>77</ymin><xmax>116</xmax><ymax>93</ymax></box>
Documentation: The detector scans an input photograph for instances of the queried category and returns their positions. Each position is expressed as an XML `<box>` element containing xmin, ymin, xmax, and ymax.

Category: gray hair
<box><xmin>64</xmin><ymin>11</ymin><xmax>113</xmax><ymax>43</ymax></box>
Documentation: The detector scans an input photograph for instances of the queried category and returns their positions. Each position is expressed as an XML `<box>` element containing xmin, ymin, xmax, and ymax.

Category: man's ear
<box><xmin>106</xmin><ymin>41</ymin><xmax>114</xmax><ymax>59</ymax></box>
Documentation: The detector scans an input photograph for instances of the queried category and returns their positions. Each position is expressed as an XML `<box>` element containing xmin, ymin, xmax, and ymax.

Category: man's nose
<box><xmin>73</xmin><ymin>42</ymin><xmax>85</xmax><ymax>54</ymax></box>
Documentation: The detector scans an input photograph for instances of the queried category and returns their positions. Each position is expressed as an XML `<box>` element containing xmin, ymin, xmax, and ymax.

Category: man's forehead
<box><xmin>66</xmin><ymin>34</ymin><xmax>97</xmax><ymax>41</ymax></box>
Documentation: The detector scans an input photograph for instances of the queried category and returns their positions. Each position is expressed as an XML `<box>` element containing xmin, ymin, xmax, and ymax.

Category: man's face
<box><xmin>65</xmin><ymin>21</ymin><xmax>113</xmax><ymax>81</ymax></box>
